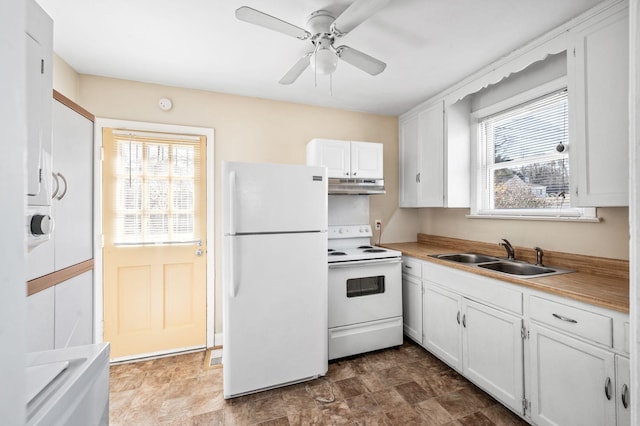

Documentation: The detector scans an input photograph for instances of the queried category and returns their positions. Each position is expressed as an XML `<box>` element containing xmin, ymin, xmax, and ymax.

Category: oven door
<box><xmin>328</xmin><ymin>258</ymin><xmax>402</xmax><ymax>328</ymax></box>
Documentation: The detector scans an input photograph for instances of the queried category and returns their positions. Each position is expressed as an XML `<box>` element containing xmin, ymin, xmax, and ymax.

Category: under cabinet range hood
<box><xmin>328</xmin><ymin>178</ymin><xmax>385</xmax><ymax>195</ymax></box>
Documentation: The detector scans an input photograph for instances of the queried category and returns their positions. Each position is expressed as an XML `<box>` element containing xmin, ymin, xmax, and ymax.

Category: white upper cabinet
<box><xmin>25</xmin><ymin>0</ymin><xmax>53</xmax><ymax>204</ymax></box>
<box><xmin>568</xmin><ymin>2</ymin><xmax>629</xmax><ymax>207</ymax></box>
<box><xmin>399</xmin><ymin>99</ymin><xmax>470</xmax><ymax>208</ymax></box>
<box><xmin>307</xmin><ymin>139</ymin><xmax>383</xmax><ymax>179</ymax></box>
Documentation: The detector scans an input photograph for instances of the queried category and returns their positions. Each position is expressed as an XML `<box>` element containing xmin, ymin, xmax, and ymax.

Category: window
<box><xmin>112</xmin><ymin>131</ymin><xmax>203</xmax><ymax>244</ymax></box>
<box><xmin>473</xmin><ymin>83</ymin><xmax>594</xmax><ymax>220</ymax></box>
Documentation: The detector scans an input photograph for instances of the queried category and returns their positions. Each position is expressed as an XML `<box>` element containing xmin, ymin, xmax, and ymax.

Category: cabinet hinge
<box><xmin>521</xmin><ymin>326</ymin><xmax>529</xmax><ymax>340</ymax></box>
<box><xmin>522</xmin><ymin>398</ymin><xmax>531</xmax><ymax>415</ymax></box>
<box><xmin>572</xmin><ymin>47</ymin><xmax>576</xmax><ymax>57</ymax></box>
<box><xmin>40</xmin><ymin>59</ymin><xmax>44</xmax><ymax>74</ymax></box>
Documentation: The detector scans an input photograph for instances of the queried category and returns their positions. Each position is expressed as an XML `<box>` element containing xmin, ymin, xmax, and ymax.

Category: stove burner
<box><xmin>364</xmin><ymin>249</ymin><xmax>386</xmax><ymax>253</ymax></box>
<box><xmin>329</xmin><ymin>251</ymin><xmax>347</xmax><ymax>256</ymax></box>
<box><xmin>358</xmin><ymin>245</ymin><xmax>373</xmax><ymax>249</ymax></box>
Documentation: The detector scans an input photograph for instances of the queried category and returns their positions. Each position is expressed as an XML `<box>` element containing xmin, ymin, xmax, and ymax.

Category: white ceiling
<box><xmin>36</xmin><ymin>0</ymin><xmax>603</xmax><ymax>116</ymax></box>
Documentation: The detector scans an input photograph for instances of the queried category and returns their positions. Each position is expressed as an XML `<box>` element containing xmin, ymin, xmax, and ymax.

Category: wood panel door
<box><xmin>102</xmin><ymin>128</ymin><xmax>207</xmax><ymax>359</ymax></box>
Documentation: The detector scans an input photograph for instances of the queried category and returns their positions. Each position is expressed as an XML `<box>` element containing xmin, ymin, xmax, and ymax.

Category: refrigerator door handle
<box><xmin>229</xmin><ymin>171</ymin><xmax>238</xmax><ymax>297</ymax></box>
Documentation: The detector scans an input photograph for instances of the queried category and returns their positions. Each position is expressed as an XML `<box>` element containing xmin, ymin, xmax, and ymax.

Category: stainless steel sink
<box><xmin>477</xmin><ymin>261</ymin><xmax>559</xmax><ymax>276</ymax></box>
<box><xmin>431</xmin><ymin>253</ymin><xmax>500</xmax><ymax>263</ymax></box>
<box><xmin>430</xmin><ymin>252</ymin><xmax>574</xmax><ymax>278</ymax></box>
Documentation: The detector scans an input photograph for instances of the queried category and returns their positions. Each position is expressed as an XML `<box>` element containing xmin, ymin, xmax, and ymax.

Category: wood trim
<box><xmin>27</xmin><ymin>259</ymin><xmax>94</xmax><ymax>296</ymax></box>
<box><xmin>53</xmin><ymin>89</ymin><xmax>95</xmax><ymax>122</ymax></box>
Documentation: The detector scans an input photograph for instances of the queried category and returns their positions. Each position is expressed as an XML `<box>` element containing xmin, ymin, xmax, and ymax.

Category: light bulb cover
<box><xmin>311</xmin><ymin>48</ymin><xmax>338</xmax><ymax>74</ymax></box>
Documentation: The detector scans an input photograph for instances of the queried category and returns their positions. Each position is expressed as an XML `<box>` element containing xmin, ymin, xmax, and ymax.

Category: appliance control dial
<box><xmin>339</xmin><ymin>228</ymin><xmax>344</xmax><ymax>234</ymax></box>
<box><xmin>31</xmin><ymin>214</ymin><xmax>53</xmax><ymax>235</ymax></box>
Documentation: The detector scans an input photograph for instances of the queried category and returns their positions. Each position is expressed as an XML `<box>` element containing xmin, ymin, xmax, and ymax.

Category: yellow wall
<box><xmin>419</xmin><ymin>207</ymin><xmax>629</xmax><ymax>259</ymax></box>
<box><xmin>51</xmin><ymin>66</ymin><xmax>410</xmax><ymax>335</ymax></box>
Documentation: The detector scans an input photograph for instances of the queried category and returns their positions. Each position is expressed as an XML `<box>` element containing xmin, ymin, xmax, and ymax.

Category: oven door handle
<box><xmin>328</xmin><ymin>258</ymin><xmax>402</xmax><ymax>269</ymax></box>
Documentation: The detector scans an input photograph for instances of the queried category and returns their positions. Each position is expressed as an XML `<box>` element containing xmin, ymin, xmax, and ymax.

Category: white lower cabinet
<box><xmin>462</xmin><ymin>298</ymin><xmax>523</xmax><ymax>414</ymax></box>
<box><xmin>423</xmin><ymin>282</ymin><xmax>524</xmax><ymax>414</ymax></box>
<box><xmin>529</xmin><ymin>323</ymin><xmax>616</xmax><ymax>426</ymax></box>
<box><xmin>402</xmin><ymin>256</ymin><xmax>629</xmax><ymax>425</ymax></box>
<box><xmin>26</xmin><ymin>271</ymin><xmax>94</xmax><ymax>353</ymax></box>
<box><xmin>615</xmin><ymin>355</ymin><xmax>630</xmax><ymax>426</ymax></box>
<box><xmin>402</xmin><ymin>273</ymin><xmax>423</xmax><ymax>344</ymax></box>
<box><xmin>423</xmin><ymin>283</ymin><xmax>463</xmax><ymax>370</ymax></box>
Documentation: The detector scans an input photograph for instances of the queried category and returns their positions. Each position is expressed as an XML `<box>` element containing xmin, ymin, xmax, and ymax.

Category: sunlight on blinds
<box><xmin>113</xmin><ymin>131</ymin><xmax>201</xmax><ymax>245</ymax></box>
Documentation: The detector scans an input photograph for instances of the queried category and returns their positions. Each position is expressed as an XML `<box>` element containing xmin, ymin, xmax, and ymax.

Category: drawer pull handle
<box><xmin>404</xmin><ymin>265</ymin><xmax>412</xmax><ymax>269</ymax></box>
<box><xmin>605</xmin><ymin>377</ymin><xmax>612</xmax><ymax>400</ymax></box>
<box><xmin>622</xmin><ymin>384</ymin><xmax>629</xmax><ymax>408</ymax></box>
<box><xmin>462</xmin><ymin>314</ymin><xmax>466</xmax><ymax>328</ymax></box>
<box><xmin>552</xmin><ymin>313</ymin><xmax>578</xmax><ymax>323</ymax></box>
<box><xmin>456</xmin><ymin>311</ymin><xmax>460</xmax><ymax>325</ymax></box>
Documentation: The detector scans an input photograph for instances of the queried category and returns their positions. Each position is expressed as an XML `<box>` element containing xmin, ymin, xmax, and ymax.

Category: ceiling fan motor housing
<box><xmin>307</xmin><ymin>10</ymin><xmax>335</xmax><ymax>37</ymax></box>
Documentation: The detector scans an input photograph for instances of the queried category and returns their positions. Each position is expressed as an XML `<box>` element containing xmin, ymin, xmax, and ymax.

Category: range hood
<box><xmin>328</xmin><ymin>178</ymin><xmax>385</xmax><ymax>195</ymax></box>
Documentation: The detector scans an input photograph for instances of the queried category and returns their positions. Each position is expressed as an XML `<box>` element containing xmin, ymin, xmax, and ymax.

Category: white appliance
<box><xmin>222</xmin><ymin>161</ymin><xmax>328</xmax><ymax>399</ymax></box>
<box><xmin>327</xmin><ymin>224</ymin><xmax>403</xmax><ymax>360</ymax></box>
<box><xmin>26</xmin><ymin>343</ymin><xmax>110</xmax><ymax>425</ymax></box>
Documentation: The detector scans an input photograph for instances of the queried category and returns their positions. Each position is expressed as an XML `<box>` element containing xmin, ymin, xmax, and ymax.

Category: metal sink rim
<box><xmin>430</xmin><ymin>253</ymin><xmax>575</xmax><ymax>278</ymax></box>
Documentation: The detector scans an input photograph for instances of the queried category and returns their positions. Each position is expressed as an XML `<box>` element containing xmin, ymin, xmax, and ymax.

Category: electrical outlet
<box><xmin>374</xmin><ymin>219</ymin><xmax>382</xmax><ymax>230</ymax></box>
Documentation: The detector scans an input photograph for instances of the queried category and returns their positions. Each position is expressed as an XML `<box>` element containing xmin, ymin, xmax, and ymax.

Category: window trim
<box><xmin>469</xmin><ymin>77</ymin><xmax>597</xmax><ymax>221</ymax></box>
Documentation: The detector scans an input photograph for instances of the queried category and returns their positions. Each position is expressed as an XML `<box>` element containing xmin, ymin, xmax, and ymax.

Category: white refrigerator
<box><xmin>222</xmin><ymin>161</ymin><xmax>328</xmax><ymax>398</ymax></box>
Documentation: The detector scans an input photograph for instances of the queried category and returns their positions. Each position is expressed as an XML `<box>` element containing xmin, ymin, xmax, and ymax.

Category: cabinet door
<box><xmin>569</xmin><ymin>6</ymin><xmax>629</xmax><ymax>207</ymax></box>
<box><xmin>616</xmin><ymin>355</ymin><xmax>630</xmax><ymax>426</ymax></box>
<box><xmin>417</xmin><ymin>102</ymin><xmax>444</xmax><ymax>207</ymax></box>
<box><xmin>462</xmin><ymin>298</ymin><xmax>523</xmax><ymax>415</ymax></box>
<box><xmin>52</xmin><ymin>100</ymin><xmax>94</xmax><ymax>270</ymax></box>
<box><xmin>307</xmin><ymin>139</ymin><xmax>350</xmax><ymax>178</ymax></box>
<box><xmin>25</xmin><ymin>287</ymin><xmax>55</xmax><ymax>352</ymax></box>
<box><xmin>529</xmin><ymin>323</ymin><xmax>616</xmax><ymax>426</ymax></box>
<box><xmin>54</xmin><ymin>271</ymin><xmax>94</xmax><ymax>348</ymax></box>
<box><xmin>399</xmin><ymin>115</ymin><xmax>419</xmax><ymax>207</ymax></box>
<box><xmin>402</xmin><ymin>274</ymin><xmax>422</xmax><ymax>344</ymax></box>
<box><xmin>350</xmin><ymin>141</ymin><xmax>383</xmax><ymax>179</ymax></box>
<box><xmin>423</xmin><ymin>283</ymin><xmax>462</xmax><ymax>370</ymax></box>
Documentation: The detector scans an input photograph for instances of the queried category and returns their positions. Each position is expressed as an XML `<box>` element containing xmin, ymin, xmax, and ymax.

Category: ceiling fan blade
<box><xmin>331</xmin><ymin>0</ymin><xmax>390</xmax><ymax>36</ymax></box>
<box><xmin>235</xmin><ymin>6</ymin><xmax>311</xmax><ymax>40</ymax></box>
<box><xmin>279</xmin><ymin>54</ymin><xmax>312</xmax><ymax>85</ymax></box>
<box><xmin>336</xmin><ymin>46</ymin><xmax>386</xmax><ymax>76</ymax></box>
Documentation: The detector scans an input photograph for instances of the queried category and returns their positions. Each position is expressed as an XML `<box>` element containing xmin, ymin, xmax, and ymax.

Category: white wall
<box><xmin>0</xmin><ymin>0</ymin><xmax>27</xmax><ymax>423</ymax></box>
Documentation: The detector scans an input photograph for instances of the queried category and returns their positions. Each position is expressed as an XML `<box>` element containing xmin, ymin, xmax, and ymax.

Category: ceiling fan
<box><xmin>235</xmin><ymin>0</ymin><xmax>390</xmax><ymax>85</ymax></box>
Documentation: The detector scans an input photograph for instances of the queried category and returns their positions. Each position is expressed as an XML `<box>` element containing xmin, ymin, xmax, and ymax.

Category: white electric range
<box><xmin>327</xmin><ymin>225</ymin><xmax>403</xmax><ymax>360</ymax></box>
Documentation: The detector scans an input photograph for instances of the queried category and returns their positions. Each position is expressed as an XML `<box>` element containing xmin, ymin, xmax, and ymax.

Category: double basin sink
<box><xmin>429</xmin><ymin>253</ymin><xmax>574</xmax><ymax>278</ymax></box>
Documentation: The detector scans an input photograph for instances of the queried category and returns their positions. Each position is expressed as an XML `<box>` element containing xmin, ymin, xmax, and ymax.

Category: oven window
<box><xmin>346</xmin><ymin>276</ymin><xmax>385</xmax><ymax>298</ymax></box>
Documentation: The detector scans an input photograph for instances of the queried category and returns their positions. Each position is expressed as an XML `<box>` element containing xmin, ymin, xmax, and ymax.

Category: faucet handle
<box><xmin>534</xmin><ymin>246</ymin><xmax>544</xmax><ymax>266</ymax></box>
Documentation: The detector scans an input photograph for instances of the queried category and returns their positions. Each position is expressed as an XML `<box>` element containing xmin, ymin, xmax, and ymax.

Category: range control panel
<box><xmin>328</xmin><ymin>225</ymin><xmax>373</xmax><ymax>239</ymax></box>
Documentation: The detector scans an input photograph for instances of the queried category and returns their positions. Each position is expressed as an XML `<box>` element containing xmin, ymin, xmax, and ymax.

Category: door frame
<box><xmin>93</xmin><ymin>118</ymin><xmax>215</xmax><ymax>356</ymax></box>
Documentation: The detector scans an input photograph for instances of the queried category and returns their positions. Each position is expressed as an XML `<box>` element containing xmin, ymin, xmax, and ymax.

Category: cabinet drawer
<box><xmin>530</xmin><ymin>296</ymin><xmax>612</xmax><ymax>346</ymax></box>
<box><xmin>402</xmin><ymin>258</ymin><xmax>422</xmax><ymax>278</ymax></box>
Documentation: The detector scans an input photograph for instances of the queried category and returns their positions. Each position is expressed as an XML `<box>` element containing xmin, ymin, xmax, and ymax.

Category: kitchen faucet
<box><xmin>499</xmin><ymin>239</ymin><xmax>515</xmax><ymax>260</ymax></box>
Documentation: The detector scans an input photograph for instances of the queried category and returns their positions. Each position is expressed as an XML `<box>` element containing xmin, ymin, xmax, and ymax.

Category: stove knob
<box><xmin>31</xmin><ymin>214</ymin><xmax>53</xmax><ymax>235</ymax></box>
<box><xmin>338</xmin><ymin>228</ymin><xmax>344</xmax><ymax>234</ymax></box>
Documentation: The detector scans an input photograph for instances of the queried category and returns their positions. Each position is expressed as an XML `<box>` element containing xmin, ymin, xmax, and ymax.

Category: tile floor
<box><xmin>109</xmin><ymin>339</ymin><xmax>529</xmax><ymax>425</ymax></box>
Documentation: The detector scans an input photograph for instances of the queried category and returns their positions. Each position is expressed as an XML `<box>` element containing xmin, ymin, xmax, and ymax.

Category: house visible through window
<box><xmin>474</xmin><ymin>87</ymin><xmax>592</xmax><ymax>218</ymax></box>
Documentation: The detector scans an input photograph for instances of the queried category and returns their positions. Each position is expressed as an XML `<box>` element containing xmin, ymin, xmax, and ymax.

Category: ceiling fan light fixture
<box><xmin>311</xmin><ymin>47</ymin><xmax>338</xmax><ymax>74</ymax></box>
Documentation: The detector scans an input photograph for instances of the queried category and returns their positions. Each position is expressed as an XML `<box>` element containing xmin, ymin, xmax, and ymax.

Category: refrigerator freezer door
<box><xmin>223</xmin><ymin>232</ymin><xmax>328</xmax><ymax>398</ymax></box>
<box><xmin>223</xmin><ymin>162</ymin><xmax>327</xmax><ymax>235</ymax></box>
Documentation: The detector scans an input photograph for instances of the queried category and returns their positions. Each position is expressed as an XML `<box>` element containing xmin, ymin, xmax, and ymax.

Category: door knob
<box><xmin>196</xmin><ymin>249</ymin><xmax>203</xmax><ymax>256</ymax></box>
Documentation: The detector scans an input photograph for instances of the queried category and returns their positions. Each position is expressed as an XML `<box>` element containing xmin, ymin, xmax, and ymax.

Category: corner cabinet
<box><xmin>306</xmin><ymin>139</ymin><xmax>383</xmax><ymax>179</ymax></box>
<box><xmin>568</xmin><ymin>2</ymin><xmax>629</xmax><ymax>207</ymax></box>
<box><xmin>398</xmin><ymin>99</ymin><xmax>470</xmax><ymax>208</ymax></box>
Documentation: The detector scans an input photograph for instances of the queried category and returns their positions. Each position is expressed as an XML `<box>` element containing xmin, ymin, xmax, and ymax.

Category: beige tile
<box><xmin>374</xmin><ymin>366</ymin><xmax>413</xmax><ymax>387</ymax></box>
<box><xmin>480</xmin><ymin>403</ymin><xmax>528</xmax><ymax>426</ymax></box>
<box><xmin>249</xmin><ymin>394</ymin><xmax>288</xmax><ymax>424</ymax></box>
<box><xmin>454</xmin><ymin>412</ymin><xmax>496</xmax><ymax>425</ymax></box>
<box><xmin>334</xmin><ymin>376</ymin><xmax>371</xmax><ymax>399</ymax></box>
<box><xmin>370</xmin><ymin>387</ymin><xmax>411</xmax><ymax>413</ymax></box>
<box><xmin>190</xmin><ymin>409</ymin><xmax>225</xmax><ymax>426</ymax></box>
